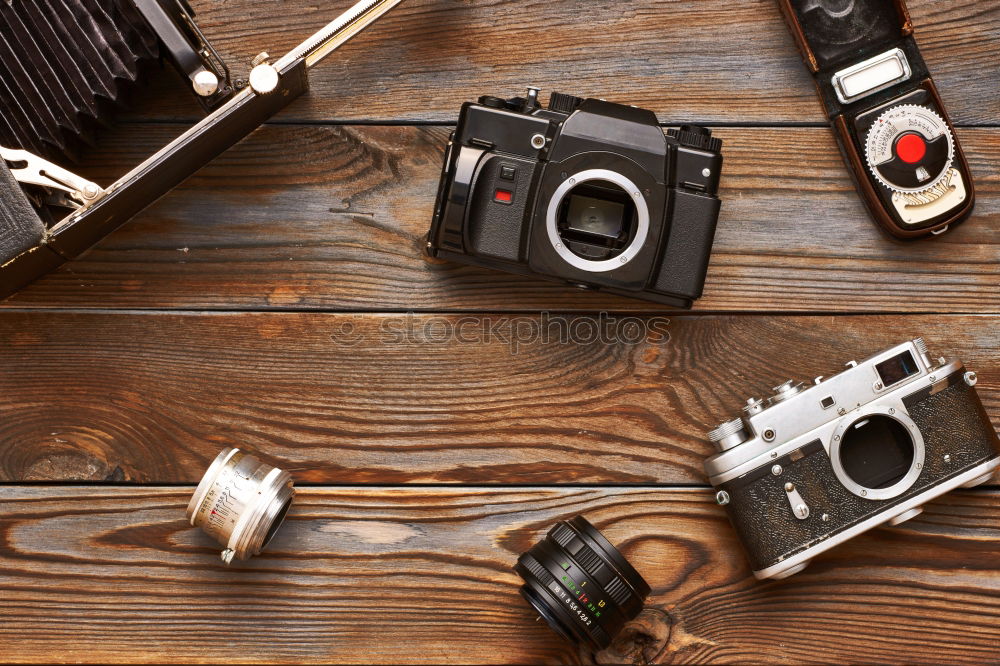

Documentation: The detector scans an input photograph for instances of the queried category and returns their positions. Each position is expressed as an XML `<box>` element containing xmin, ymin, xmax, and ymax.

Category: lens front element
<box><xmin>515</xmin><ymin>516</ymin><xmax>650</xmax><ymax>650</ymax></box>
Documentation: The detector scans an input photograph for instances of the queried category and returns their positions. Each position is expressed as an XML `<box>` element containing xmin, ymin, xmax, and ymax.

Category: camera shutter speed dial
<box><xmin>865</xmin><ymin>105</ymin><xmax>953</xmax><ymax>193</ymax></box>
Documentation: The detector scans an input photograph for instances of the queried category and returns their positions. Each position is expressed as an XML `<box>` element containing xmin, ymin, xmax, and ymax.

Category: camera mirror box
<box><xmin>426</xmin><ymin>88</ymin><xmax>724</xmax><ymax>308</ymax></box>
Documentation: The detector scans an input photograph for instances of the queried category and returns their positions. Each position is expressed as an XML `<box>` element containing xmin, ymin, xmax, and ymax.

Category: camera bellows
<box><xmin>0</xmin><ymin>159</ymin><xmax>46</xmax><ymax>263</ymax></box>
<box><xmin>515</xmin><ymin>516</ymin><xmax>650</xmax><ymax>651</ymax></box>
<box><xmin>0</xmin><ymin>0</ymin><xmax>159</xmax><ymax>160</ymax></box>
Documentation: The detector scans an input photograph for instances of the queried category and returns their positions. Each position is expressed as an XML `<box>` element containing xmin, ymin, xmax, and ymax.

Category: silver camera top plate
<box><xmin>704</xmin><ymin>338</ymin><xmax>956</xmax><ymax>483</ymax></box>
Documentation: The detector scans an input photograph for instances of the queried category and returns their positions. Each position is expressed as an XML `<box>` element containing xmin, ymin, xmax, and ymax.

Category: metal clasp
<box><xmin>1</xmin><ymin>146</ymin><xmax>105</xmax><ymax>209</ymax></box>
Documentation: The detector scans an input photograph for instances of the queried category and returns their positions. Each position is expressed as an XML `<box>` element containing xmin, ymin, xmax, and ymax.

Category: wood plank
<box><xmin>2</xmin><ymin>486</ymin><xmax>999</xmax><ymax>664</ymax></box>
<box><xmin>0</xmin><ymin>312</ymin><xmax>996</xmax><ymax>484</ymax></box>
<box><xmin>2</xmin><ymin>125</ymin><xmax>998</xmax><ymax>312</ymax></box>
<box><xmin>125</xmin><ymin>0</ymin><xmax>1000</xmax><ymax>125</ymax></box>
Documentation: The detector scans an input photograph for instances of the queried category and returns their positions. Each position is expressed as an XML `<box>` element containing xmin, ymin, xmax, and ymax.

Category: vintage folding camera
<box><xmin>705</xmin><ymin>338</ymin><xmax>1000</xmax><ymax>580</ymax></box>
<box><xmin>427</xmin><ymin>87</ymin><xmax>723</xmax><ymax>308</ymax></box>
<box><xmin>0</xmin><ymin>0</ymin><xmax>402</xmax><ymax>300</ymax></box>
<box><xmin>778</xmin><ymin>0</ymin><xmax>974</xmax><ymax>238</ymax></box>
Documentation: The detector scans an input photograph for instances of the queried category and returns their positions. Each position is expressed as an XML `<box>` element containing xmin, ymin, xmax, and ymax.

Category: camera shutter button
<box><xmin>769</xmin><ymin>380</ymin><xmax>804</xmax><ymax>404</ymax></box>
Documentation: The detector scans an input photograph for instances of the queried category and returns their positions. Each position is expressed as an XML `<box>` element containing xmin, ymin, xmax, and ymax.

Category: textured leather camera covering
<box><xmin>0</xmin><ymin>159</ymin><xmax>45</xmax><ymax>266</ymax></box>
<box><xmin>719</xmin><ymin>375</ymin><xmax>1000</xmax><ymax>572</ymax></box>
<box><xmin>466</xmin><ymin>154</ymin><xmax>536</xmax><ymax>263</ymax></box>
<box><xmin>654</xmin><ymin>190</ymin><xmax>720</xmax><ymax>300</ymax></box>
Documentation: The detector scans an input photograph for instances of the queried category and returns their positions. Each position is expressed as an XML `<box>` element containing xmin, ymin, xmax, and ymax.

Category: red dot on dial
<box><xmin>895</xmin><ymin>132</ymin><xmax>927</xmax><ymax>164</ymax></box>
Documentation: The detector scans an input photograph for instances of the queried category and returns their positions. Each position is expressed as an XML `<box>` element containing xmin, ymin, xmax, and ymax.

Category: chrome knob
<box><xmin>707</xmin><ymin>418</ymin><xmax>748</xmax><ymax>452</ymax></box>
<box><xmin>769</xmin><ymin>380</ymin><xmax>803</xmax><ymax>404</ymax></box>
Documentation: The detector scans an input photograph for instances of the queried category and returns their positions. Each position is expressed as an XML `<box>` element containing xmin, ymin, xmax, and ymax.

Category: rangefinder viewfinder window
<box><xmin>875</xmin><ymin>350</ymin><xmax>919</xmax><ymax>388</ymax></box>
<box><xmin>557</xmin><ymin>182</ymin><xmax>637</xmax><ymax>261</ymax></box>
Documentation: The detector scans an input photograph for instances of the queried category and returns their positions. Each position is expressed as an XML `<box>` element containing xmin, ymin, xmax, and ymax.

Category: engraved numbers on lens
<box><xmin>187</xmin><ymin>448</ymin><xmax>295</xmax><ymax>563</ymax></box>
<box><xmin>514</xmin><ymin>516</ymin><xmax>650</xmax><ymax>650</ymax></box>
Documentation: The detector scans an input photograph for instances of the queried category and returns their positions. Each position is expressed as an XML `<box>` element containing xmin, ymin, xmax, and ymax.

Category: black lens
<box><xmin>839</xmin><ymin>415</ymin><xmax>915</xmax><ymax>489</ymax></box>
<box><xmin>556</xmin><ymin>181</ymin><xmax>637</xmax><ymax>261</ymax></box>
<box><xmin>515</xmin><ymin>516</ymin><xmax>650</xmax><ymax>651</ymax></box>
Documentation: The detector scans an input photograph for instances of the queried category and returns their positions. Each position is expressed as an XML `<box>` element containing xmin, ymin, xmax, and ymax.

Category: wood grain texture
<box><xmin>2</xmin><ymin>1</ymin><xmax>999</xmax><ymax>663</ymax></box>
<box><xmin>0</xmin><ymin>311</ymin><xmax>996</xmax><ymax>485</ymax></box>
<box><xmin>2</xmin><ymin>486</ymin><xmax>999</xmax><ymax>665</ymax></box>
<box><xmin>1</xmin><ymin>124</ymin><xmax>998</xmax><ymax>312</ymax></box>
<box><xmin>123</xmin><ymin>0</ymin><xmax>1000</xmax><ymax>125</ymax></box>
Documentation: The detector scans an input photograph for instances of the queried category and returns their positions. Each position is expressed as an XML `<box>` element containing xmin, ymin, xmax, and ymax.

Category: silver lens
<box><xmin>186</xmin><ymin>448</ymin><xmax>294</xmax><ymax>564</ymax></box>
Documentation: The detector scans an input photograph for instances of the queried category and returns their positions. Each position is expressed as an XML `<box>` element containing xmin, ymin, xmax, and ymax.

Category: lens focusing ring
<box><xmin>515</xmin><ymin>516</ymin><xmax>650</xmax><ymax>650</ymax></box>
<box><xmin>187</xmin><ymin>447</ymin><xmax>295</xmax><ymax>563</ymax></box>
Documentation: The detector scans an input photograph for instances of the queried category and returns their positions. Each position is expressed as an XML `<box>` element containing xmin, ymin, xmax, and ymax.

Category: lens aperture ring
<box><xmin>519</xmin><ymin>553</ymin><xmax>555</xmax><ymax>586</ymax></box>
<box><xmin>550</xmin><ymin>530</ymin><xmax>632</xmax><ymax>607</ymax></box>
<box><xmin>516</xmin><ymin>516</ymin><xmax>649</xmax><ymax>650</ymax></box>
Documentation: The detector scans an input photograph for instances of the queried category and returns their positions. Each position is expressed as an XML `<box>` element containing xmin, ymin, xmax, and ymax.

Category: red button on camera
<box><xmin>494</xmin><ymin>189</ymin><xmax>512</xmax><ymax>203</ymax></box>
<box><xmin>895</xmin><ymin>133</ymin><xmax>926</xmax><ymax>164</ymax></box>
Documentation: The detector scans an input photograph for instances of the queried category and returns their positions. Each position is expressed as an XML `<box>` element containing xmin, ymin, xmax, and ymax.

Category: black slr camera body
<box><xmin>427</xmin><ymin>88</ymin><xmax>723</xmax><ymax>308</ymax></box>
<box><xmin>705</xmin><ymin>339</ymin><xmax>1000</xmax><ymax>580</ymax></box>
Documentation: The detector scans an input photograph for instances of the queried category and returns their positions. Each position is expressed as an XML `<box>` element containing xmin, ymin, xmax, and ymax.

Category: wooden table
<box><xmin>1</xmin><ymin>1</ymin><xmax>998</xmax><ymax>663</ymax></box>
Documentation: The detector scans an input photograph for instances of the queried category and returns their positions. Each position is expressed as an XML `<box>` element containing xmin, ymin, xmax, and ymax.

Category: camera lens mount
<box><xmin>515</xmin><ymin>516</ymin><xmax>650</xmax><ymax>650</ymax></box>
<box><xmin>545</xmin><ymin>169</ymin><xmax>650</xmax><ymax>273</ymax></box>
<box><xmin>830</xmin><ymin>404</ymin><xmax>925</xmax><ymax>500</ymax></box>
<box><xmin>187</xmin><ymin>447</ymin><xmax>294</xmax><ymax>563</ymax></box>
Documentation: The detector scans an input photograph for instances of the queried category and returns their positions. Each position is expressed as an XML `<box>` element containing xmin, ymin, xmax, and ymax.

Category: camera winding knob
<box><xmin>769</xmin><ymin>380</ymin><xmax>804</xmax><ymax>404</ymax></box>
<box><xmin>708</xmin><ymin>418</ymin><xmax>748</xmax><ymax>452</ymax></box>
<box><xmin>865</xmin><ymin>104</ymin><xmax>953</xmax><ymax>194</ymax></box>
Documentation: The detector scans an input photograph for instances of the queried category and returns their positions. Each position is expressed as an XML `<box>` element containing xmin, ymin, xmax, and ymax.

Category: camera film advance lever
<box><xmin>0</xmin><ymin>0</ymin><xmax>404</xmax><ymax>299</ymax></box>
<box><xmin>778</xmin><ymin>0</ymin><xmax>974</xmax><ymax>237</ymax></box>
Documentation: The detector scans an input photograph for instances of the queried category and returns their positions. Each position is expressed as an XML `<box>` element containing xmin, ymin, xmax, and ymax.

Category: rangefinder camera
<box><xmin>705</xmin><ymin>338</ymin><xmax>1000</xmax><ymax>580</ymax></box>
<box><xmin>427</xmin><ymin>87</ymin><xmax>723</xmax><ymax>308</ymax></box>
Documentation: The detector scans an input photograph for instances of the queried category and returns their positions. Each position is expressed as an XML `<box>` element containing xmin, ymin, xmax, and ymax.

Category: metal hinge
<box><xmin>1</xmin><ymin>146</ymin><xmax>105</xmax><ymax>209</ymax></box>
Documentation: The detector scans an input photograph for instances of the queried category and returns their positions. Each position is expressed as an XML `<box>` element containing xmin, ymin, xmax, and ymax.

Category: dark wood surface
<box><xmin>2</xmin><ymin>125</ymin><xmax>998</xmax><ymax>312</ymax></box>
<box><xmin>125</xmin><ymin>0</ymin><xmax>1000</xmax><ymax>125</ymax></box>
<box><xmin>1</xmin><ymin>0</ymin><xmax>998</xmax><ymax>663</ymax></box>
<box><xmin>3</xmin><ymin>487</ymin><xmax>1000</xmax><ymax>664</ymax></box>
<box><xmin>1</xmin><ymin>312</ymin><xmax>998</xmax><ymax>485</ymax></box>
